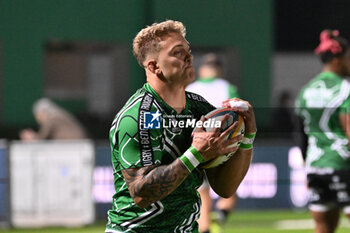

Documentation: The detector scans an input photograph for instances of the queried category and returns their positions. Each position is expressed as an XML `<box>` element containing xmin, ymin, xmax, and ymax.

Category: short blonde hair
<box><xmin>133</xmin><ymin>20</ymin><xmax>186</xmax><ymax>66</ymax></box>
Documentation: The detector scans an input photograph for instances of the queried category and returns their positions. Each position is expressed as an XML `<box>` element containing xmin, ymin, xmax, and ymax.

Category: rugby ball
<box><xmin>199</xmin><ymin>107</ymin><xmax>245</xmax><ymax>169</ymax></box>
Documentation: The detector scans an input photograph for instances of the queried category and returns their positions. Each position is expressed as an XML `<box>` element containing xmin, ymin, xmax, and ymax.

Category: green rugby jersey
<box><xmin>106</xmin><ymin>83</ymin><xmax>215</xmax><ymax>232</ymax></box>
<box><xmin>295</xmin><ymin>71</ymin><xmax>350</xmax><ymax>172</ymax></box>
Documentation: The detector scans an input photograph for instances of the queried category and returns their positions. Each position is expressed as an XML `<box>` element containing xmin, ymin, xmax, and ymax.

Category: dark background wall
<box><xmin>275</xmin><ymin>0</ymin><xmax>350</xmax><ymax>51</ymax></box>
<box><xmin>0</xmin><ymin>0</ymin><xmax>146</xmax><ymax>126</ymax></box>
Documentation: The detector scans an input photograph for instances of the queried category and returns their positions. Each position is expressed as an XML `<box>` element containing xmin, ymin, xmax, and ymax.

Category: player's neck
<box><xmin>148</xmin><ymin>81</ymin><xmax>186</xmax><ymax>113</ymax></box>
<box><xmin>323</xmin><ymin>63</ymin><xmax>344</xmax><ymax>77</ymax></box>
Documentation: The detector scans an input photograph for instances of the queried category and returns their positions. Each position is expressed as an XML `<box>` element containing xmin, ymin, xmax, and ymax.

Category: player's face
<box><xmin>156</xmin><ymin>32</ymin><xmax>194</xmax><ymax>86</ymax></box>
<box><xmin>340</xmin><ymin>48</ymin><xmax>350</xmax><ymax>76</ymax></box>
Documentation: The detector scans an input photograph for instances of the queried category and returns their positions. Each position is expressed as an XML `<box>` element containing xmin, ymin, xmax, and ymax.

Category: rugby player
<box><xmin>295</xmin><ymin>29</ymin><xmax>350</xmax><ymax>233</ymax></box>
<box><xmin>105</xmin><ymin>20</ymin><xmax>256</xmax><ymax>233</ymax></box>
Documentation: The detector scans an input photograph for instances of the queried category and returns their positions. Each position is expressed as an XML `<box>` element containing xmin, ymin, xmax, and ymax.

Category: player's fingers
<box><xmin>219</xmin><ymin>121</ymin><xmax>238</xmax><ymax>140</ymax></box>
<box><xmin>221</xmin><ymin>98</ymin><xmax>240</xmax><ymax>108</ymax></box>
<box><xmin>220</xmin><ymin>145</ymin><xmax>239</xmax><ymax>155</ymax></box>
<box><xmin>222</xmin><ymin>134</ymin><xmax>243</xmax><ymax>148</ymax></box>
<box><xmin>212</xmin><ymin>114</ymin><xmax>230</xmax><ymax>135</ymax></box>
<box><xmin>200</xmin><ymin>116</ymin><xmax>207</xmax><ymax>128</ymax></box>
<box><xmin>193</xmin><ymin>116</ymin><xmax>207</xmax><ymax>133</ymax></box>
<box><xmin>230</xmin><ymin>100</ymin><xmax>250</xmax><ymax>113</ymax></box>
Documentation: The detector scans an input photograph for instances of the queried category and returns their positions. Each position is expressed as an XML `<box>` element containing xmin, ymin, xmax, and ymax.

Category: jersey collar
<box><xmin>143</xmin><ymin>83</ymin><xmax>190</xmax><ymax>115</ymax></box>
<box><xmin>319</xmin><ymin>71</ymin><xmax>343</xmax><ymax>81</ymax></box>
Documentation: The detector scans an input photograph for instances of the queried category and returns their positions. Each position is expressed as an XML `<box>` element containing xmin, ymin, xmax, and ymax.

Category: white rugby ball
<box><xmin>199</xmin><ymin>107</ymin><xmax>245</xmax><ymax>169</ymax></box>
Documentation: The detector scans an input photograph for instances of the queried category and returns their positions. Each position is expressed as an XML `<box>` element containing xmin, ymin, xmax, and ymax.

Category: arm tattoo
<box><xmin>122</xmin><ymin>159</ymin><xmax>189</xmax><ymax>207</ymax></box>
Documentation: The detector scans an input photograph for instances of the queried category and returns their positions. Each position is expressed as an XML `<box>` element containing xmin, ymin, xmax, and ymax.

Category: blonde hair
<box><xmin>132</xmin><ymin>20</ymin><xmax>186</xmax><ymax>66</ymax></box>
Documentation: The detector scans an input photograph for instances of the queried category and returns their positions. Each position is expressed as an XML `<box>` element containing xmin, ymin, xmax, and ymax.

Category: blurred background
<box><xmin>1</xmin><ymin>0</ymin><xmax>350</xmax><ymax>232</ymax></box>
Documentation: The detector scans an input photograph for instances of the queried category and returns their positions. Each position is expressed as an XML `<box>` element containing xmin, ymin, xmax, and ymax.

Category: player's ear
<box><xmin>146</xmin><ymin>60</ymin><xmax>160</xmax><ymax>74</ymax></box>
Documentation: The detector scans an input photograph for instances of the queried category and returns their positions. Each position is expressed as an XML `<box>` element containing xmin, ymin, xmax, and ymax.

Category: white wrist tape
<box><xmin>229</xmin><ymin>100</ymin><xmax>249</xmax><ymax>111</ymax></box>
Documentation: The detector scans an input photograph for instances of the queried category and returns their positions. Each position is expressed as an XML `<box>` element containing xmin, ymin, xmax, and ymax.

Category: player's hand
<box><xmin>19</xmin><ymin>129</ymin><xmax>37</xmax><ymax>141</ymax></box>
<box><xmin>222</xmin><ymin>98</ymin><xmax>257</xmax><ymax>134</ymax></box>
<box><xmin>191</xmin><ymin>115</ymin><xmax>243</xmax><ymax>161</ymax></box>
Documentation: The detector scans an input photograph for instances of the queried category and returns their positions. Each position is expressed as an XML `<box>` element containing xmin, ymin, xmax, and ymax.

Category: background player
<box><xmin>295</xmin><ymin>29</ymin><xmax>350</xmax><ymax>233</ymax></box>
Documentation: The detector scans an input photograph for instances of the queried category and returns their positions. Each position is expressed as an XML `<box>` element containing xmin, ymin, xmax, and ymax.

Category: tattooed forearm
<box><xmin>122</xmin><ymin>159</ymin><xmax>189</xmax><ymax>208</ymax></box>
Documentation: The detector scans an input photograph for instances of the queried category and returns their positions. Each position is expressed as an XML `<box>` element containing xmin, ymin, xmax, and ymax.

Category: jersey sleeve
<box><xmin>116</xmin><ymin>114</ymin><xmax>142</xmax><ymax>168</ymax></box>
<box><xmin>112</xmin><ymin>108</ymin><xmax>163</xmax><ymax>169</ymax></box>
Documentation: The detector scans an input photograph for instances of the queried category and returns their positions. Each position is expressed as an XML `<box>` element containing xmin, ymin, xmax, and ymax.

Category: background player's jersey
<box><xmin>295</xmin><ymin>71</ymin><xmax>350</xmax><ymax>172</ymax></box>
<box><xmin>186</xmin><ymin>78</ymin><xmax>239</xmax><ymax>107</ymax></box>
<box><xmin>106</xmin><ymin>83</ymin><xmax>215</xmax><ymax>232</ymax></box>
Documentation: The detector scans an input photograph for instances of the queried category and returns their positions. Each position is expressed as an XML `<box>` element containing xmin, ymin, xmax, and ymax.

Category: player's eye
<box><xmin>173</xmin><ymin>50</ymin><xmax>181</xmax><ymax>56</ymax></box>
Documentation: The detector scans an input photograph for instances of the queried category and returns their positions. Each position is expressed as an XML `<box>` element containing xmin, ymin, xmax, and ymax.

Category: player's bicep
<box><xmin>204</xmin><ymin>167</ymin><xmax>219</xmax><ymax>187</ymax></box>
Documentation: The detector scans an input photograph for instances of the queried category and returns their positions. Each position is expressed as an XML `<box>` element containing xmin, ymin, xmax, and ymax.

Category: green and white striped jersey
<box><xmin>106</xmin><ymin>83</ymin><xmax>215</xmax><ymax>232</ymax></box>
<box><xmin>295</xmin><ymin>71</ymin><xmax>350</xmax><ymax>173</ymax></box>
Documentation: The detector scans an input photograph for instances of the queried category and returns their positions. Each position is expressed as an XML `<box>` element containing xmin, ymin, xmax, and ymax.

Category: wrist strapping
<box><xmin>179</xmin><ymin>146</ymin><xmax>204</xmax><ymax>172</ymax></box>
<box><xmin>239</xmin><ymin>132</ymin><xmax>256</xmax><ymax>150</ymax></box>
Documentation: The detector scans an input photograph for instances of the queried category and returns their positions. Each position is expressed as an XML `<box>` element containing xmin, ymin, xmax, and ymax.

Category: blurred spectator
<box><xmin>187</xmin><ymin>53</ymin><xmax>239</xmax><ymax>233</ymax></box>
<box><xmin>19</xmin><ymin>98</ymin><xmax>88</xmax><ymax>140</ymax></box>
